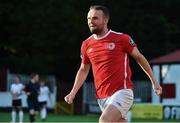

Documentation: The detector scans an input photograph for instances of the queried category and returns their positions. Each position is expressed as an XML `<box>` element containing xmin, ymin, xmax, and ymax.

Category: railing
<box><xmin>82</xmin><ymin>81</ymin><xmax>151</xmax><ymax>114</ymax></box>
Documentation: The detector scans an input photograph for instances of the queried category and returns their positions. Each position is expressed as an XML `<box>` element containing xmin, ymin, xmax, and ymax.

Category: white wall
<box><xmin>152</xmin><ymin>64</ymin><xmax>180</xmax><ymax>105</ymax></box>
<box><xmin>152</xmin><ymin>65</ymin><xmax>160</xmax><ymax>103</ymax></box>
<box><xmin>0</xmin><ymin>72</ymin><xmax>57</xmax><ymax>108</ymax></box>
<box><xmin>0</xmin><ymin>90</ymin><xmax>56</xmax><ymax>109</ymax></box>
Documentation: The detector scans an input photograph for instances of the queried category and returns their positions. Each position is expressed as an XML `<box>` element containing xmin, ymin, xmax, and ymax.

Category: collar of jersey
<box><xmin>93</xmin><ymin>29</ymin><xmax>111</xmax><ymax>40</ymax></box>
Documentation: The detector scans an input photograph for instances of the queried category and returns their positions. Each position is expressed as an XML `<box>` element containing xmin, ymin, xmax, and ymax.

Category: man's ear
<box><xmin>104</xmin><ymin>16</ymin><xmax>109</xmax><ymax>24</ymax></box>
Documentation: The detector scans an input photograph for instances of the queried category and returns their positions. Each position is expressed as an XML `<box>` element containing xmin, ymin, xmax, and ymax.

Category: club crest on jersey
<box><xmin>107</xmin><ymin>42</ymin><xmax>115</xmax><ymax>50</ymax></box>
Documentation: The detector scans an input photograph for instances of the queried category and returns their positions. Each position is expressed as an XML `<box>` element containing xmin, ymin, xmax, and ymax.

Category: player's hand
<box><xmin>12</xmin><ymin>92</ymin><xmax>18</xmax><ymax>97</ymax></box>
<box><xmin>64</xmin><ymin>93</ymin><xmax>75</xmax><ymax>104</ymax></box>
<box><xmin>153</xmin><ymin>83</ymin><xmax>162</xmax><ymax>96</ymax></box>
<box><xmin>26</xmin><ymin>92</ymin><xmax>31</xmax><ymax>96</ymax></box>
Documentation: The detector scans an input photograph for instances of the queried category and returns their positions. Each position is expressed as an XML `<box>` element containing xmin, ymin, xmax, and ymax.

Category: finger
<box><xmin>64</xmin><ymin>96</ymin><xmax>68</xmax><ymax>102</ymax></box>
<box><xmin>155</xmin><ymin>89</ymin><xmax>162</xmax><ymax>96</ymax></box>
<box><xmin>68</xmin><ymin>100</ymin><xmax>72</xmax><ymax>104</ymax></box>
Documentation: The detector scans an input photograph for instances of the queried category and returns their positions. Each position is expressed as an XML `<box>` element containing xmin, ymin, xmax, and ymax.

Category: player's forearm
<box><xmin>136</xmin><ymin>54</ymin><xmax>157</xmax><ymax>85</ymax></box>
<box><xmin>70</xmin><ymin>68</ymin><xmax>89</xmax><ymax>96</ymax></box>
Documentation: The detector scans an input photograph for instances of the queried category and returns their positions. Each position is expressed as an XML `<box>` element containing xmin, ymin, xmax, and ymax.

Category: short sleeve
<box><xmin>47</xmin><ymin>87</ymin><xmax>50</xmax><ymax>93</ymax></box>
<box><xmin>122</xmin><ymin>34</ymin><xmax>136</xmax><ymax>54</ymax></box>
<box><xmin>80</xmin><ymin>42</ymin><xmax>90</xmax><ymax>64</ymax></box>
<box><xmin>21</xmin><ymin>84</ymin><xmax>24</xmax><ymax>90</ymax></box>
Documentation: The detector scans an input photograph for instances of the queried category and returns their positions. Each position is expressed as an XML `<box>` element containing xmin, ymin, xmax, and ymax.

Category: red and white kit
<box><xmin>81</xmin><ymin>30</ymin><xmax>136</xmax><ymax>99</ymax></box>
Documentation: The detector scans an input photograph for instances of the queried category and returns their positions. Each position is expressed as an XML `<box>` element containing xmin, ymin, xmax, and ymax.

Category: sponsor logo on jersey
<box><xmin>87</xmin><ymin>48</ymin><xmax>93</xmax><ymax>53</ymax></box>
<box><xmin>116</xmin><ymin>101</ymin><xmax>122</xmax><ymax>106</ymax></box>
<box><xmin>130</xmin><ymin>37</ymin><xmax>135</xmax><ymax>45</ymax></box>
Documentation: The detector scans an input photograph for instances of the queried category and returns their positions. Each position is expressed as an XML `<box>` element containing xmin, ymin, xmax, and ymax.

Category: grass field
<box><xmin>0</xmin><ymin>112</ymin><xmax>99</xmax><ymax>122</ymax></box>
<box><xmin>0</xmin><ymin>112</ymin><xmax>180</xmax><ymax>122</ymax></box>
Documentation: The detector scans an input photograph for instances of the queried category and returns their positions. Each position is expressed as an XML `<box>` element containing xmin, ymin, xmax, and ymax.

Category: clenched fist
<box><xmin>153</xmin><ymin>83</ymin><xmax>162</xmax><ymax>96</ymax></box>
<box><xmin>64</xmin><ymin>93</ymin><xmax>75</xmax><ymax>104</ymax></box>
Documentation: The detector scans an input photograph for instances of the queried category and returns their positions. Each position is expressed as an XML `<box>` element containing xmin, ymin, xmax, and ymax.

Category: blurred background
<box><xmin>0</xmin><ymin>0</ymin><xmax>180</xmax><ymax>122</ymax></box>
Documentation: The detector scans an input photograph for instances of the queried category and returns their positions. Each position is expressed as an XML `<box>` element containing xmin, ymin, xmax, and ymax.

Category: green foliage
<box><xmin>0</xmin><ymin>0</ymin><xmax>180</xmax><ymax>80</ymax></box>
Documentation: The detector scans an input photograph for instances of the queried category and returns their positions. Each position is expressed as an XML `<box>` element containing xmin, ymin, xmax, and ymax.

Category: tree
<box><xmin>0</xmin><ymin>0</ymin><xmax>180</xmax><ymax>81</ymax></box>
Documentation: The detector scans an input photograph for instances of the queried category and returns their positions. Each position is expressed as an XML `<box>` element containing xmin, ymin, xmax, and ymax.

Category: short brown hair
<box><xmin>89</xmin><ymin>5</ymin><xmax>110</xmax><ymax>18</ymax></box>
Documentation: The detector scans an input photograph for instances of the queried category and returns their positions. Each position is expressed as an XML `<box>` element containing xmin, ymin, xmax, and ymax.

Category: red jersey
<box><xmin>81</xmin><ymin>30</ymin><xmax>136</xmax><ymax>99</ymax></box>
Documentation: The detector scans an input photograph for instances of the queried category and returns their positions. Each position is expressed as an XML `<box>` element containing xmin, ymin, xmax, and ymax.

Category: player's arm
<box><xmin>24</xmin><ymin>83</ymin><xmax>31</xmax><ymax>96</ymax></box>
<box><xmin>47</xmin><ymin>87</ymin><xmax>53</xmax><ymax>104</ymax></box>
<box><xmin>47</xmin><ymin>87</ymin><xmax>51</xmax><ymax>100</ymax></box>
<box><xmin>20</xmin><ymin>84</ymin><xmax>25</xmax><ymax>95</ymax></box>
<box><xmin>64</xmin><ymin>62</ymin><xmax>90</xmax><ymax>104</ymax></box>
<box><xmin>10</xmin><ymin>85</ymin><xmax>17</xmax><ymax>97</ymax></box>
<box><xmin>10</xmin><ymin>89</ymin><xmax>16</xmax><ymax>97</ymax></box>
<box><xmin>48</xmin><ymin>88</ymin><xmax>51</xmax><ymax>99</ymax></box>
<box><xmin>130</xmin><ymin>47</ymin><xmax>162</xmax><ymax>96</ymax></box>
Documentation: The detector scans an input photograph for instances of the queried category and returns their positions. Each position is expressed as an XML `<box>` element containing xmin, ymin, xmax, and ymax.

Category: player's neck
<box><xmin>93</xmin><ymin>28</ymin><xmax>110</xmax><ymax>40</ymax></box>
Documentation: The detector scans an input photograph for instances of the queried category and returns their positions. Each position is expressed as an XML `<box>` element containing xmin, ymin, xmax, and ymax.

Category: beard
<box><xmin>89</xmin><ymin>26</ymin><xmax>103</xmax><ymax>35</ymax></box>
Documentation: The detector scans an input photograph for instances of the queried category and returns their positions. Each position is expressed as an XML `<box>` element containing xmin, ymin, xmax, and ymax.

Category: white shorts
<box><xmin>97</xmin><ymin>89</ymin><xmax>134</xmax><ymax>119</ymax></box>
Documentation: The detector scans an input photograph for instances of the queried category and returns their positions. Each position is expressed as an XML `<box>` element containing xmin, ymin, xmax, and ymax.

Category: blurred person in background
<box><xmin>10</xmin><ymin>75</ymin><xmax>24</xmax><ymax>123</ymax></box>
<box><xmin>24</xmin><ymin>73</ymin><xmax>40</xmax><ymax>123</ymax></box>
<box><xmin>38</xmin><ymin>79</ymin><xmax>51</xmax><ymax>122</ymax></box>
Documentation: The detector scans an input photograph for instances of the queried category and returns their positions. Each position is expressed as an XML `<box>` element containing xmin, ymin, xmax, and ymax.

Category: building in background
<box><xmin>150</xmin><ymin>49</ymin><xmax>180</xmax><ymax>120</ymax></box>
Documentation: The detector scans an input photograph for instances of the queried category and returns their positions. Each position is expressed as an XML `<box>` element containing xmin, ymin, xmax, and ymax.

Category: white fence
<box><xmin>83</xmin><ymin>81</ymin><xmax>151</xmax><ymax>113</ymax></box>
<box><xmin>0</xmin><ymin>92</ymin><xmax>56</xmax><ymax>108</ymax></box>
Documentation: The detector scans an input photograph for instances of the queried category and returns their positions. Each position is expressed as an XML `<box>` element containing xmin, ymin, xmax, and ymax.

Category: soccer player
<box><xmin>64</xmin><ymin>5</ymin><xmax>162</xmax><ymax>122</ymax></box>
<box><xmin>38</xmin><ymin>79</ymin><xmax>51</xmax><ymax>122</ymax></box>
<box><xmin>10</xmin><ymin>75</ymin><xmax>24</xmax><ymax>123</ymax></box>
<box><xmin>25</xmin><ymin>73</ymin><xmax>40</xmax><ymax>123</ymax></box>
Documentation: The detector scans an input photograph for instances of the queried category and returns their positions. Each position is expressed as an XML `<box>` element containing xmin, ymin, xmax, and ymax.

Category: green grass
<box><xmin>132</xmin><ymin>118</ymin><xmax>180</xmax><ymax>122</ymax></box>
<box><xmin>0</xmin><ymin>112</ymin><xmax>99</xmax><ymax>122</ymax></box>
<box><xmin>1</xmin><ymin>112</ymin><xmax>180</xmax><ymax>122</ymax></box>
